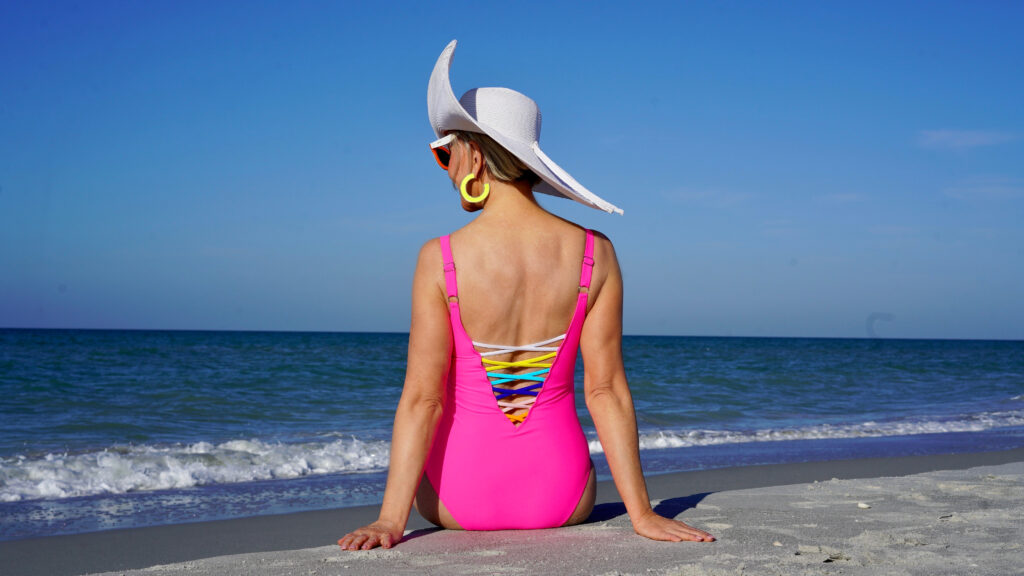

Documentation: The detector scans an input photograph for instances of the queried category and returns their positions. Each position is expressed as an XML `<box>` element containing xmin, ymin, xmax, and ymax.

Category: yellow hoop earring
<box><xmin>460</xmin><ymin>173</ymin><xmax>490</xmax><ymax>203</ymax></box>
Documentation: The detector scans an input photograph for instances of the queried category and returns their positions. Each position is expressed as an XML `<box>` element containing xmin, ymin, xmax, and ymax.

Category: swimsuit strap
<box><xmin>439</xmin><ymin>235</ymin><xmax>458</xmax><ymax>300</ymax></box>
<box><xmin>580</xmin><ymin>229</ymin><xmax>595</xmax><ymax>289</ymax></box>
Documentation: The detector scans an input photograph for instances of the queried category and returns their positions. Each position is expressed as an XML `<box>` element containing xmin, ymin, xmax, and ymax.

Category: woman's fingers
<box><xmin>677</xmin><ymin>529</ymin><xmax>713</xmax><ymax>542</ymax></box>
<box><xmin>665</xmin><ymin>521</ymin><xmax>712</xmax><ymax>542</ymax></box>
<box><xmin>634</xmin><ymin>512</ymin><xmax>715</xmax><ymax>543</ymax></box>
<box><xmin>338</xmin><ymin>521</ymin><xmax>402</xmax><ymax>551</ymax></box>
<box><xmin>671</xmin><ymin>521</ymin><xmax>715</xmax><ymax>542</ymax></box>
<box><xmin>338</xmin><ymin>531</ymin><xmax>374</xmax><ymax>550</ymax></box>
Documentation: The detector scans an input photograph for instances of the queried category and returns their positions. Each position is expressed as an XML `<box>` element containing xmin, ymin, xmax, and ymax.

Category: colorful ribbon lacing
<box><xmin>473</xmin><ymin>333</ymin><xmax>565</xmax><ymax>424</ymax></box>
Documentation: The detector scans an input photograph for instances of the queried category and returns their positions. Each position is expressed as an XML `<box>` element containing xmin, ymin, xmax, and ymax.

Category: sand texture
<box><xmin>83</xmin><ymin>461</ymin><xmax>1023</xmax><ymax>576</ymax></box>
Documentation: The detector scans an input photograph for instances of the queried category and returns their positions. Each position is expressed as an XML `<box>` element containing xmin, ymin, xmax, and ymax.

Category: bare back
<box><xmin>447</xmin><ymin>214</ymin><xmax>592</xmax><ymax>357</ymax></box>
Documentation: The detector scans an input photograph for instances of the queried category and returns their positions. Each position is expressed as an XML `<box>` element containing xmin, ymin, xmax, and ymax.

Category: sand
<box><xmin>3</xmin><ymin>449</ymin><xmax>1022</xmax><ymax>576</ymax></box>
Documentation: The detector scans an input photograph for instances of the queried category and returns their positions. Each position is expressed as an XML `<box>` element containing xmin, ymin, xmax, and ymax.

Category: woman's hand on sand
<box><xmin>338</xmin><ymin>519</ymin><xmax>404</xmax><ymax>551</ymax></box>
<box><xmin>632</xmin><ymin>509</ymin><xmax>715</xmax><ymax>542</ymax></box>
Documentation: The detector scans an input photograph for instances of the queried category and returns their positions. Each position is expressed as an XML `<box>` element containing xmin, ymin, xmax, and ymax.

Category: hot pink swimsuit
<box><xmin>424</xmin><ymin>230</ymin><xmax>594</xmax><ymax>530</ymax></box>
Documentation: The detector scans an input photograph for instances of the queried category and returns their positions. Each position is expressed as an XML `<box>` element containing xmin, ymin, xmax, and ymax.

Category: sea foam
<box><xmin>3</xmin><ymin>409</ymin><xmax>1022</xmax><ymax>503</ymax></box>
<box><xmin>0</xmin><ymin>436</ymin><xmax>389</xmax><ymax>502</ymax></box>
<box><xmin>591</xmin><ymin>409</ymin><xmax>1024</xmax><ymax>454</ymax></box>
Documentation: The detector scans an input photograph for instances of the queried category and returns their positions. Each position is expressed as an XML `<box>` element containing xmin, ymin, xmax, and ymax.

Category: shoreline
<box><xmin>1</xmin><ymin>447</ymin><xmax>1021</xmax><ymax>576</ymax></box>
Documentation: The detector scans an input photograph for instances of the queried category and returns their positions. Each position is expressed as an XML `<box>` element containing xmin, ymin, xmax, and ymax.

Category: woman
<box><xmin>338</xmin><ymin>41</ymin><xmax>713</xmax><ymax>550</ymax></box>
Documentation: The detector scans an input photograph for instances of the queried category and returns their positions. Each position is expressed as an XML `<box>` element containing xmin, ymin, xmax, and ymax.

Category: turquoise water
<box><xmin>1</xmin><ymin>329</ymin><xmax>1022</xmax><ymax>539</ymax></box>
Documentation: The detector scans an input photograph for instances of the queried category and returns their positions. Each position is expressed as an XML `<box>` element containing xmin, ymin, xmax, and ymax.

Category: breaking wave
<box><xmin>3</xmin><ymin>409</ymin><xmax>1022</xmax><ymax>503</ymax></box>
<box><xmin>0</xmin><ymin>436</ymin><xmax>389</xmax><ymax>503</ymax></box>
<box><xmin>589</xmin><ymin>409</ymin><xmax>1024</xmax><ymax>454</ymax></box>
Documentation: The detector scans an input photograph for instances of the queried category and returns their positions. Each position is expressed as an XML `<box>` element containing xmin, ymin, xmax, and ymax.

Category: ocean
<box><xmin>1</xmin><ymin>329</ymin><xmax>1022</xmax><ymax>541</ymax></box>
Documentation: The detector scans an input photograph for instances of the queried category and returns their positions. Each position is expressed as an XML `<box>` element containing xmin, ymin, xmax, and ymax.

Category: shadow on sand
<box><xmin>400</xmin><ymin>527</ymin><xmax>444</xmax><ymax>542</ymax></box>
<box><xmin>586</xmin><ymin>492</ymin><xmax>712</xmax><ymax>523</ymax></box>
<box><xmin>400</xmin><ymin>492</ymin><xmax>712</xmax><ymax>542</ymax></box>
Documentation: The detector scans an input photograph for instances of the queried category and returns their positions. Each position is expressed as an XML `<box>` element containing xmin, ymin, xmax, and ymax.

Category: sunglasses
<box><xmin>429</xmin><ymin>134</ymin><xmax>455</xmax><ymax>170</ymax></box>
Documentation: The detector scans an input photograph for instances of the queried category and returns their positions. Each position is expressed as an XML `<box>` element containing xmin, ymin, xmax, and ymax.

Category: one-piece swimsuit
<box><xmin>423</xmin><ymin>229</ymin><xmax>594</xmax><ymax>530</ymax></box>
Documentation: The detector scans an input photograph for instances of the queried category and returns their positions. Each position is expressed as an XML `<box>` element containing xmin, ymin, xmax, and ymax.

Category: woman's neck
<box><xmin>476</xmin><ymin>179</ymin><xmax>546</xmax><ymax>221</ymax></box>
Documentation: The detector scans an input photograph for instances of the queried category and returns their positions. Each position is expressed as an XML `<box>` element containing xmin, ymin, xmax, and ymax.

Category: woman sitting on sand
<box><xmin>338</xmin><ymin>41</ymin><xmax>714</xmax><ymax>550</ymax></box>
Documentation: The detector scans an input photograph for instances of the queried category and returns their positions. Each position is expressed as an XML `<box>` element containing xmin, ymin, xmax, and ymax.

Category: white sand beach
<box><xmin>83</xmin><ymin>459</ymin><xmax>1022</xmax><ymax>575</ymax></box>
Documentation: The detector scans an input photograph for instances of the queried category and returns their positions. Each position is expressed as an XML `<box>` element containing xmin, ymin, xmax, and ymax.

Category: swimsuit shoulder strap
<box><xmin>439</xmin><ymin>235</ymin><xmax>458</xmax><ymax>300</ymax></box>
<box><xmin>579</xmin><ymin>229</ymin><xmax>595</xmax><ymax>289</ymax></box>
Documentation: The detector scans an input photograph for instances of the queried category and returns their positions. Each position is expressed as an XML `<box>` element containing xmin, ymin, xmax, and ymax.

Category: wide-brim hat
<box><xmin>428</xmin><ymin>40</ymin><xmax>623</xmax><ymax>215</ymax></box>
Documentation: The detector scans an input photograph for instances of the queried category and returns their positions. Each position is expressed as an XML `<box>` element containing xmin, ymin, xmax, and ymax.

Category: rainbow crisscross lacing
<box><xmin>473</xmin><ymin>334</ymin><xmax>565</xmax><ymax>425</ymax></box>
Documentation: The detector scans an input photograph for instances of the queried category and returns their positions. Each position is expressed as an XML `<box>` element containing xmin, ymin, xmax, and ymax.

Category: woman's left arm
<box><xmin>338</xmin><ymin>239</ymin><xmax>452</xmax><ymax>550</ymax></box>
<box><xmin>580</xmin><ymin>236</ymin><xmax>714</xmax><ymax>543</ymax></box>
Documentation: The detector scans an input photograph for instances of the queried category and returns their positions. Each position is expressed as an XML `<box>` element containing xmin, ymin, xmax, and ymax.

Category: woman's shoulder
<box><xmin>414</xmin><ymin>237</ymin><xmax>445</xmax><ymax>276</ymax></box>
<box><xmin>586</xmin><ymin>228</ymin><xmax>618</xmax><ymax>265</ymax></box>
<box><xmin>417</xmin><ymin>236</ymin><xmax>442</xmax><ymax>257</ymax></box>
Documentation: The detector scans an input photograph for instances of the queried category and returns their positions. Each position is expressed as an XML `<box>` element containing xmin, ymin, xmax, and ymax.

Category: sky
<box><xmin>1</xmin><ymin>1</ymin><xmax>1022</xmax><ymax>340</ymax></box>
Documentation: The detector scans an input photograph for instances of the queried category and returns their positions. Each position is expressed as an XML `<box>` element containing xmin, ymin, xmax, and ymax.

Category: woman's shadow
<box><xmin>400</xmin><ymin>492</ymin><xmax>712</xmax><ymax>542</ymax></box>
<box><xmin>586</xmin><ymin>492</ymin><xmax>712</xmax><ymax>523</ymax></box>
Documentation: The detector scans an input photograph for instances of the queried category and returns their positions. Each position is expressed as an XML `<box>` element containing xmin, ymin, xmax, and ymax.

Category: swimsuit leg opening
<box><xmin>415</xmin><ymin>472</ymin><xmax>464</xmax><ymax>530</ymax></box>
<box><xmin>561</xmin><ymin>459</ymin><xmax>597</xmax><ymax>527</ymax></box>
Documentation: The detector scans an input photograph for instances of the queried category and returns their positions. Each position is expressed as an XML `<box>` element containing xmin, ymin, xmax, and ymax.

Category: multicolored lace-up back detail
<box><xmin>473</xmin><ymin>334</ymin><xmax>566</xmax><ymax>424</ymax></box>
<box><xmin>439</xmin><ymin>230</ymin><xmax>594</xmax><ymax>428</ymax></box>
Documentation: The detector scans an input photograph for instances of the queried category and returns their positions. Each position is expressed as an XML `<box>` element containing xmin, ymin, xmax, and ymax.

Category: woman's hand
<box><xmin>632</xmin><ymin>509</ymin><xmax>715</xmax><ymax>542</ymax></box>
<box><xmin>338</xmin><ymin>519</ymin><xmax>404</xmax><ymax>551</ymax></box>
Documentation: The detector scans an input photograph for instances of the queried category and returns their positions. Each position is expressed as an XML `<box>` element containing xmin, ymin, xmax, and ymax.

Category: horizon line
<box><xmin>2</xmin><ymin>326</ymin><xmax>1021</xmax><ymax>343</ymax></box>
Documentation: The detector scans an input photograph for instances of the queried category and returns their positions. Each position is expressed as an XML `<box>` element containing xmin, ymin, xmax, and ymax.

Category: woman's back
<box><xmin>449</xmin><ymin>213</ymin><xmax>593</xmax><ymax>357</ymax></box>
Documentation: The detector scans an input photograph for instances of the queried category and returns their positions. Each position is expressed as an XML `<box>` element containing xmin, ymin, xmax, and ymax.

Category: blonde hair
<box><xmin>451</xmin><ymin>131</ymin><xmax>540</xmax><ymax>186</ymax></box>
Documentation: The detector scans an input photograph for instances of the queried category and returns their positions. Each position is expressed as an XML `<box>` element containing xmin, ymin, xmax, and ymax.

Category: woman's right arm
<box><xmin>581</xmin><ymin>235</ymin><xmax>714</xmax><ymax>543</ymax></box>
<box><xmin>338</xmin><ymin>239</ymin><xmax>451</xmax><ymax>550</ymax></box>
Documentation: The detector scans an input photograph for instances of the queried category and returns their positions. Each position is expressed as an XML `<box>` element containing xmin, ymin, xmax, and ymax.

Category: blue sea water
<box><xmin>1</xmin><ymin>329</ymin><xmax>1022</xmax><ymax>540</ymax></box>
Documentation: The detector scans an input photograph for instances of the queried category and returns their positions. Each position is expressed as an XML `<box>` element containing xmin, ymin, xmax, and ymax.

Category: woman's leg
<box><xmin>414</xmin><ymin>473</ymin><xmax>463</xmax><ymax>529</ymax></box>
<box><xmin>561</xmin><ymin>459</ymin><xmax>597</xmax><ymax>526</ymax></box>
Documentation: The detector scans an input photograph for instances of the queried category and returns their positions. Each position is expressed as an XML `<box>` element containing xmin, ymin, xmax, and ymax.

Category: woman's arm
<box><xmin>580</xmin><ymin>236</ymin><xmax>714</xmax><ymax>543</ymax></box>
<box><xmin>338</xmin><ymin>239</ymin><xmax>452</xmax><ymax>550</ymax></box>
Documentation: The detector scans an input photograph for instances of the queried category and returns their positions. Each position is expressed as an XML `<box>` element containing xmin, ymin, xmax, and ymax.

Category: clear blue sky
<box><xmin>2</xmin><ymin>1</ymin><xmax>1022</xmax><ymax>339</ymax></box>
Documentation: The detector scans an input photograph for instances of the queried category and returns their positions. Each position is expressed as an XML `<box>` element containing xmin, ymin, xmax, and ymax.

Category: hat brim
<box><xmin>428</xmin><ymin>40</ymin><xmax>623</xmax><ymax>215</ymax></box>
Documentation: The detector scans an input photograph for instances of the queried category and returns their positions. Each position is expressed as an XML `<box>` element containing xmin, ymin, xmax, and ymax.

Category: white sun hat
<box><xmin>428</xmin><ymin>40</ymin><xmax>623</xmax><ymax>215</ymax></box>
